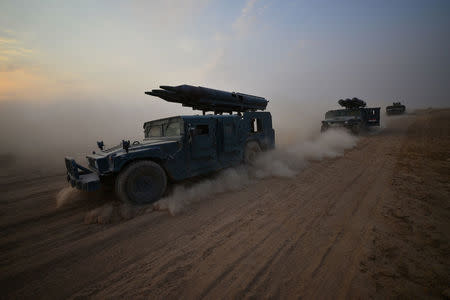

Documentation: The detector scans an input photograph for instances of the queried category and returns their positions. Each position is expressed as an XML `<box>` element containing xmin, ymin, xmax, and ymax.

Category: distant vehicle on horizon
<box><xmin>386</xmin><ymin>102</ymin><xmax>406</xmax><ymax>115</ymax></box>
<box><xmin>321</xmin><ymin>98</ymin><xmax>381</xmax><ymax>134</ymax></box>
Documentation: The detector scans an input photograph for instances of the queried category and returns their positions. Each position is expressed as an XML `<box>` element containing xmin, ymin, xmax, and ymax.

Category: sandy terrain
<box><xmin>0</xmin><ymin>109</ymin><xmax>449</xmax><ymax>299</ymax></box>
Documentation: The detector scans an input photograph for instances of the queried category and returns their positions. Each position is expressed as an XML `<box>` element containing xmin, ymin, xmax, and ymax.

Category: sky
<box><xmin>1</xmin><ymin>0</ymin><xmax>449</xmax><ymax>105</ymax></box>
<box><xmin>0</xmin><ymin>0</ymin><xmax>449</xmax><ymax>162</ymax></box>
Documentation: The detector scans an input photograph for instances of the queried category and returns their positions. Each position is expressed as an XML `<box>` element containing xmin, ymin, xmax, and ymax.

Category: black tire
<box><xmin>115</xmin><ymin>160</ymin><xmax>167</xmax><ymax>205</ymax></box>
<box><xmin>244</xmin><ymin>141</ymin><xmax>262</xmax><ymax>165</ymax></box>
<box><xmin>321</xmin><ymin>124</ymin><xmax>329</xmax><ymax>133</ymax></box>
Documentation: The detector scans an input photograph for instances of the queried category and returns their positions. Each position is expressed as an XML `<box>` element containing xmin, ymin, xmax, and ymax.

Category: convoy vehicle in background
<box><xmin>65</xmin><ymin>85</ymin><xmax>275</xmax><ymax>204</ymax></box>
<box><xmin>321</xmin><ymin>98</ymin><xmax>380</xmax><ymax>134</ymax></box>
<box><xmin>386</xmin><ymin>102</ymin><xmax>406</xmax><ymax>115</ymax></box>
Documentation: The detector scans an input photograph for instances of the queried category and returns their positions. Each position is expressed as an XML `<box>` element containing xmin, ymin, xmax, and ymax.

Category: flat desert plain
<box><xmin>0</xmin><ymin>109</ymin><xmax>449</xmax><ymax>299</ymax></box>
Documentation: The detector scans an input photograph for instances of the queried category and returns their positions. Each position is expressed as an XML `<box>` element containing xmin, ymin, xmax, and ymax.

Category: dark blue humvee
<box><xmin>321</xmin><ymin>98</ymin><xmax>380</xmax><ymax>134</ymax></box>
<box><xmin>65</xmin><ymin>85</ymin><xmax>275</xmax><ymax>204</ymax></box>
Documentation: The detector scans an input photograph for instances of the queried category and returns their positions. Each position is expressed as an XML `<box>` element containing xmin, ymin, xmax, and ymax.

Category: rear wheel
<box><xmin>244</xmin><ymin>141</ymin><xmax>262</xmax><ymax>165</ymax></box>
<box><xmin>321</xmin><ymin>124</ymin><xmax>329</xmax><ymax>133</ymax></box>
<box><xmin>115</xmin><ymin>160</ymin><xmax>167</xmax><ymax>205</ymax></box>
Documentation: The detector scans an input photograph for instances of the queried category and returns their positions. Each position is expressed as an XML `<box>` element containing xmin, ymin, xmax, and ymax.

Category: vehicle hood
<box><xmin>90</xmin><ymin>138</ymin><xmax>180</xmax><ymax>158</ymax></box>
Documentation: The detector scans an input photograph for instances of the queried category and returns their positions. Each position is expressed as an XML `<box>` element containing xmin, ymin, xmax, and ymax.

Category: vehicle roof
<box><xmin>326</xmin><ymin>108</ymin><xmax>361</xmax><ymax>113</ymax></box>
<box><xmin>181</xmin><ymin>114</ymin><xmax>240</xmax><ymax>121</ymax></box>
<box><xmin>143</xmin><ymin>112</ymin><xmax>271</xmax><ymax>127</ymax></box>
<box><xmin>326</xmin><ymin>107</ymin><xmax>380</xmax><ymax>113</ymax></box>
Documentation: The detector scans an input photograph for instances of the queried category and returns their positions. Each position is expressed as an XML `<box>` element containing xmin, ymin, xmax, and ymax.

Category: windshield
<box><xmin>144</xmin><ymin>117</ymin><xmax>183</xmax><ymax>138</ymax></box>
<box><xmin>325</xmin><ymin>109</ymin><xmax>361</xmax><ymax>119</ymax></box>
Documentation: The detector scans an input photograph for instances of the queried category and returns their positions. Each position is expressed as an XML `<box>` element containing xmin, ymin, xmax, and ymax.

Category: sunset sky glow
<box><xmin>1</xmin><ymin>0</ymin><xmax>449</xmax><ymax>107</ymax></box>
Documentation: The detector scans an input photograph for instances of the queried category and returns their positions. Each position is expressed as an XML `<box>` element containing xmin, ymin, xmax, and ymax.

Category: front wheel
<box><xmin>115</xmin><ymin>160</ymin><xmax>167</xmax><ymax>205</ymax></box>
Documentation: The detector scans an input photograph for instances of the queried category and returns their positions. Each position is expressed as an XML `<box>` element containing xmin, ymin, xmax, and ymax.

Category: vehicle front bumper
<box><xmin>65</xmin><ymin>157</ymin><xmax>101</xmax><ymax>192</ymax></box>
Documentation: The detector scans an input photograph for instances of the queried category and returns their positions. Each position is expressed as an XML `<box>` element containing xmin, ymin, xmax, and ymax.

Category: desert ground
<box><xmin>0</xmin><ymin>109</ymin><xmax>449</xmax><ymax>299</ymax></box>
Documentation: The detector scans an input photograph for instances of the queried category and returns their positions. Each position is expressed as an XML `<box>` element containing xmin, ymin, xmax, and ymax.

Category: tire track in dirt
<box><xmin>187</xmin><ymin>153</ymin><xmax>381</xmax><ymax>299</ymax></box>
<box><xmin>227</xmin><ymin>124</ymin><xmax>408</xmax><ymax>299</ymax></box>
<box><xmin>4</xmin><ymin>113</ymin><xmax>442</xmax><ymax>299</ymax></box>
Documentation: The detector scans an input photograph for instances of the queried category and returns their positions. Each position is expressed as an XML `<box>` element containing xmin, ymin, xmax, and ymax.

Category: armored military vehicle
<box><xmin>386</xmin><ymin>102</ymin><xmax>406</xmax><ymax>115</ymax></box>
<box><xmin>321</xmin><ymin>98</ymin><xmax>380</xmax><ymax>134</ymax></box>
<box><xmin>65</xmin><ymin>85</ymin><xmax>275</xmax><ymax>204</ymax></box>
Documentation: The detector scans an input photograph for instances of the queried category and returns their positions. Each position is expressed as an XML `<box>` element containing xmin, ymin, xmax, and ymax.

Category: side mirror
<box><xmin>122</xmin><ymin>140</ymin><xmax>130</xmax><ymax>153</ymax></box>
<box><xmin>97</xmin><ymin>140</ymin><xmax>104</xmax><ymax>150</ymax></box>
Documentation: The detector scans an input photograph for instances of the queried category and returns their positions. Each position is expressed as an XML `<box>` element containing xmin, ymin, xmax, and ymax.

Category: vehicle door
<box><xmin>188</xmin><ymin>118</ymin><xmax>218</xmax><ymax>174</ymax></box>
<box><xmin>220</xmin><ymin>118</ymin><xmax>241</xmax><ymax>164</ymax></box>
<box><xmin>366</xmin><ymin>108</ymin><xmax>380</xmax><ymax>126</ymax></box>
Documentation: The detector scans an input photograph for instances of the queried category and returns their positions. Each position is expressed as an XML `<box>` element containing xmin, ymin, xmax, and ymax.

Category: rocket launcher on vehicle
<box><xmin>338</xmin><ymin>97</ymin><xmax>366</xmax><ymax>109</ymax></box>
<box><xmin>145</xmin><ymin>84</ymin><xmax>268</xmax><ymax>113</ymax></box>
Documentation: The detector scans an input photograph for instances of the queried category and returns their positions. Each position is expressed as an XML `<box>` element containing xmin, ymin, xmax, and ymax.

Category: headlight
<box><xmin>107</xmin><ymin>154</ymin><xmax>116</xmax><ymax>169</ymax></box>
<box><xmin>88</xmin><ymin>157</ymin><xmax>97</xmax><ymax>169</ymax></box>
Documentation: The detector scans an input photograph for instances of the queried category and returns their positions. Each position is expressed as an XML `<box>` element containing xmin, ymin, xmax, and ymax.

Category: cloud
<box><xmin>1</xmin><ymin>48</ymin><xmax>33</xmax><ymax>56</ymax></box>
<box><xmin>0</xmin><ymin>28</ymin><xmax>16</xmax><ymax>35</ymax></box>
<box><xmin>232</xmin><ymin>0</ymin><xmax>261</xmax><ymax>37</ymax></box>
<box><xmin>0</xmin><ymin>34</ymin><xmax>33</xmax><ymax>68</ymax></box>
<box><xmin>0</xmin><ymin>31</ymin><xmax>86</xmax><ymax>101</ymax></box>
<box><xmin>0</xmin><ymin>37</ymin><xmax>18</xmax><ymax>44</ymax></box>
<box><xmin>241</xmin><ymin>0</ymin><xmax>258</xmax><ymax>16</ymax></box>
<box><xmin>129</xmin><ymin>0</ymin><xmax>211</xmax><ymax>32</ymax></box>
<box><xmin>193</xmin><ymin>0</ymin><xmax>269</xmax><ymax>80</ymax></box>
<box><xmin>0</xmin><ymin>34</ymin><xmax>60</xmax><ymax>101</ymax></box>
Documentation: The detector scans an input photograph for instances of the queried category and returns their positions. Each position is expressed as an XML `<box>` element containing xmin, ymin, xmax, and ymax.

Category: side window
<box><xmin>165</xmin><ymin>122</ymin><xmax>181</xmax><ymax>136</ymax></box>
<box><xmin>195</xmin><ymin>124</ymin><xmax>209</xmax><ymax>135</ymax></box>
<box><xmin>250</xmin><ymin>118</ymin><xmax>263</xmax><ymax>133</ymax></box>
<box><xmin>148</xmin><ymin>126</ymin><xmax>162</xmax><ymax>137</ymax></box>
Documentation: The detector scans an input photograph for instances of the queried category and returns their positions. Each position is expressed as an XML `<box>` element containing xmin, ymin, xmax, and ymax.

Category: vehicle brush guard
<box><xmin>65</xmin><ymin>157</ymin><xmax>101</xmax><ymax>192</ymax></box>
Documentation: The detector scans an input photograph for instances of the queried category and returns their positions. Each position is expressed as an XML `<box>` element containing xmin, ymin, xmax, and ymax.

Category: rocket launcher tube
<box><xmin>145</xmin><ymin>84</ymin><xmax>268</xmax><ymax>113</ymax></box>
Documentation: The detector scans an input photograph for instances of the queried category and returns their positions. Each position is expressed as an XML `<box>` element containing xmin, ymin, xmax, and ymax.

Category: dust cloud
<box><xmin>55</xmin><ymin>186</ymin><xmax>109</xmax><ymax>208</ymax></box>
<box><xmin>56</xmin><ymin>187</ymin><xmax>83</xmax><ymax>208</ymax></box>
<box><xmin>153</xmin><ymin>166</ymin><xmax>253</xmax><ymax>215</ymax></box>
<box><xmin>82</xmin><ymin>202</ymin><xmax>149</xmax><ymax>224</ymax></box>
<box><xmin>154</xmin><ymin>129</ymin><xmax>357</xmax><ymax>215</ymax></box>
<box><xmin>84</xmin><ymin>204</ymin><xmax>114</xmax><ymax>224</ymax></box>
<box><xmin>0</xmin><ymin>95</ymin><xmax>358</xmax><ymax>219</ymax></box>
<box><xmin>0</xmin><ymin>98</ymin><xmax>182</xmax><ymax>171</ymax></box>
<box><xmin>56</xmin><ymin>185</ymin><xmax>146</xmax><ymax>223</ymax></box>
<box><xmin>55</xmin><ymin>127</ymin><xmax>357</xmax><ymax>221</ymax></box>
<box><xmin>0</xmin><ymin>93</ymin><xmax>327</xmax><ymax>171</ymax></box>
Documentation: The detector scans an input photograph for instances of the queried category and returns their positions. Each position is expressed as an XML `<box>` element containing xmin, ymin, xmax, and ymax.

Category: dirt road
<box><xmin>1</xmin><ymin>110</ymin><xmax>449</xmax><ymax>299</ymax></box>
